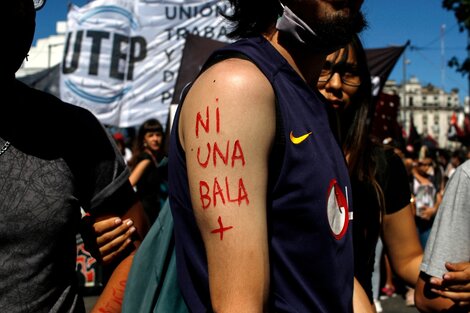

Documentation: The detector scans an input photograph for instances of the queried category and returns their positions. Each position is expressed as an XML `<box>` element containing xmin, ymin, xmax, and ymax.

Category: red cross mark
<box><xmin>211</xmin><ymin>216</ymin><xmax>233</xmax><ymax>240</ymax></box>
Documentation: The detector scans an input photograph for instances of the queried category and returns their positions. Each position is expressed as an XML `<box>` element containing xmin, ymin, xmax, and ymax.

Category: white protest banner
<box><xmin>60</xmin><ymin>0</ymin><xmax>230</xmax><ymax>128</ymax></box>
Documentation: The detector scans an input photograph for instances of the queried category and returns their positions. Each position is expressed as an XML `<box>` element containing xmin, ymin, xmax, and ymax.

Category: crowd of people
<box><xmin>372</xmin><ymin>141</ymin><xmax>470</xmax><ymax>311</ymax></box>
<box><xmin>3</xmin><ymin>0</ymin><xmax>470</xmax><ymax>313</ymax></box>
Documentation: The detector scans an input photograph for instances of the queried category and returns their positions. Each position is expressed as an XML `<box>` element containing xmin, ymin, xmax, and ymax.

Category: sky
<box><xmin>35</xmin><ymin>0</ymin><xmax>470</xmax><ymax>102</ymax></box>
<box><xmin>360</xmin><ymin>0</ymin><xmax>469</xmax><ymax>102</ymax></box>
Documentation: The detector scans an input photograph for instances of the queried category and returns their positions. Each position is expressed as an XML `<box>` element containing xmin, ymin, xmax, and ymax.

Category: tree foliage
<box><xmin>442</xmin><ymin>0</ymin><xmax>470</xmax><ymax>76</ymax></box>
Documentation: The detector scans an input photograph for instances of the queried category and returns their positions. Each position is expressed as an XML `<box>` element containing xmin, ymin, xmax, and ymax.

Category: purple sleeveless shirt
<box><xmin>169</xmin><ymin>36</ymin><xmax>354</xmax><ymax>313</ymax></box>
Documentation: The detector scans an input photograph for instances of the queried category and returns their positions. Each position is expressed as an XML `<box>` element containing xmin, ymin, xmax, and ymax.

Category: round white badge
<box><xmin>326</xmin><ymin>179</ymin><xmax>349</xmax><ymax>240</ymax></box>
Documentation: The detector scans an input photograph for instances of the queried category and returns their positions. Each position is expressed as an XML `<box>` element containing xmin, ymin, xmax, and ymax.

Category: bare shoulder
<box><xmin>201</xmin><ymin>57</ymin><xmax>273</xmax><ymax>92</ymax></box>
<box><xmin>179</xmin><ymin>57</ymin><xmax>276</xmax><ymax>147</ymax></box>
<box><xmin>188</xmin><ymin>58</ymin><xmax>274</xmax><ymax>111</ymax></box>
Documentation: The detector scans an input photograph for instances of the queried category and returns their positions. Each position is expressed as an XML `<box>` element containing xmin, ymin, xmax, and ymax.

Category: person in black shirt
<box><xmin>0</xmin><ymin>1</ymin><xmax>149</xmax><ymax>312</ymax></box>
<box><xmin>128</xmin><ymin>118</ymin><xmax>168</xmax><ymax>224</ymax></box>
<box><xmin>317</xmin><ymin>34</ymin><xmax>423</xmax><ymax>311</ymax></box>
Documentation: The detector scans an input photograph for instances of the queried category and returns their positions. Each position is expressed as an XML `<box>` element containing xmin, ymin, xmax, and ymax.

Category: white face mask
<box><xmin>426</xmin><ymin>165</ymin><xmax>435</xmax><ymax>176</ymax></box>
<box><xmin>275</xmin><ymin>2</ymin><xmax>343</xmax><ymax>53</ymax></box>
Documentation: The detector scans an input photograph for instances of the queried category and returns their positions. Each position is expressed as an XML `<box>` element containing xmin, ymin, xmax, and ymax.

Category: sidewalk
<box><xmin>84</xmin><ymin>295</ymin><xmax>99</xmax><ymax>312</ymax></box>
<box><xmin>380</xmin><ymin>294</ymin><xmax>420</xmax><ymax>313</ymax></box>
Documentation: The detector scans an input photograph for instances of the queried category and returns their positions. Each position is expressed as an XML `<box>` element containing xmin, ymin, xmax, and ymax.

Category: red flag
<box><xmin>448</xmin><ymin>112</ymin><xmax>464</xmax><ymax>141</ymax></box>
<box><xmin>447</xmin><ymin>112</ymin><xmax>470</xmax><ymax>146</ymax></box>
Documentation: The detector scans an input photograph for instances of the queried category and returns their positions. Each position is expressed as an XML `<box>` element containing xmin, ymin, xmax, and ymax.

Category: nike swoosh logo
<box><xmin>289</xmin><ymin>131</ymin><xmax>312</xmax><ymax>144</ymax></box>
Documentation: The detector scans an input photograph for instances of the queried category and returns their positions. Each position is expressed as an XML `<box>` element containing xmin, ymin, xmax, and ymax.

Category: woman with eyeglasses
<box><xmin>317</xmin><ymin>35</ymin><xmax>423</xmax><ymax>312</ymax></box>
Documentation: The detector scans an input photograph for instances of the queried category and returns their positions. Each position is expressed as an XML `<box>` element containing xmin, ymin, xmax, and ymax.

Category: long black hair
<box><xmin>339</xmin><ymin>35</ymin><xmax>385</xmax><ymax>211</ymax></box>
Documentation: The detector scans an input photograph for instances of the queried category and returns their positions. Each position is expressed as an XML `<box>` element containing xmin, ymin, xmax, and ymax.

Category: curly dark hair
<box><xmin>224</xmin><ymin>0</ymin><xmax>282</xmax><ymax>39</ymax></box>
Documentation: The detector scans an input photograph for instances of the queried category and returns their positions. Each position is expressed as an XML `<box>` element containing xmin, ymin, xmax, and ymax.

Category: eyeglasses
<box><xmin>317</xmin><ymin>62</ymin><xmax>361</xmax><ymax>87</ymax></box>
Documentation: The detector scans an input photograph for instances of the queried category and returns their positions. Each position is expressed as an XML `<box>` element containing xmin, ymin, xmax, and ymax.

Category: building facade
<box><xmin>17</xmin><ymin>21</ymin><xmax>67</xmax><ymax>77</ymax></box>
<box><xmin>383</xmin><ymin>76</ymin><xmax>463</xmax><ymax>150</ymax></box>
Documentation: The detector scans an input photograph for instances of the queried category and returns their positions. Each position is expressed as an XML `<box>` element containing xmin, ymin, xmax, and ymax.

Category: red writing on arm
<box><xmin>215</xmin><ymin>98</ymin><xmax>220</xmax><ymax>132</ymax></box>
<box><xmin>197</xmin><ymin>140</ymin><xmax>245</xmax><ymax>169</ymax></box>
<box><xmin>213</xmin><ymin>177</ymin><xmax>225</xmax><ymax>207</ymax></box>
<box><xmin>216</xmin><ymin>107</ymin><xmax>220</xmax><ymax>133</ymax></box>
<box><xmin>199</xmin><ymin>177</ymin><xmax>250</xmax><ymax>209</ymax></box>
<box><xmin>196</xmin><ymin>106</ymin><xmax>209</xmax><ymax>138</ymax></box>
<box><xmin>211</xmin><ymin>215</ymin><xmax>233</xmax><ymax>240</ymax></box>
<box><xmin>233</xmin><ymin>177</ymin><xmax>249</xmax><ymax>206</ymax></box>
<box><xmin>96</xmin><ymin>280</ymin><xmax>127</xmax><ymax>313</ymax></box>
<box><xmin>231</xmin><ymin>140</ymin><xmax>245</xmax><ymax>167</ymax></box>
<box><xmin>197</xmin><ymin>143</ymin><xmax>211</xmax><ymax>168</ymax></box>
<box><xmin>213</xmin><ymin>141</ymin><xmax>229</xmax><ymax>166</ymax></box>
<box><xmin>193</xmin><ymin>98</ymin><xmax>250</xmax><ymax>241</ymax></box>
<box><xmin>200</xmin><ymin>180</ymin><xmax>211</xmax><ymax>209</ymax></box>
<box><xmin>195</xmin><ymin>100</ymin><xmax>220</xmax><ymax>138</ymax></box>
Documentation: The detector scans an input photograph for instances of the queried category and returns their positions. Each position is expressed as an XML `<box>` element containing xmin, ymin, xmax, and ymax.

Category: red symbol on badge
<box><xmin>326</xmin><ymin>179</ymin><xmax>349</xmax><ymax>240</ymax></box>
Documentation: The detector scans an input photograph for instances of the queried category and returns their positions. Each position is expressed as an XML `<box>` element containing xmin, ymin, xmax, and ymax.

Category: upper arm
<box><xmin>353</xmin><ymin>277</ymin><xmax>375</xmax><ymax>313</ymax></box>
<box><xmin>380</xmin><ymin>151</ymin><xmax>422</xmax><ymax>285</ymax></box>
<box><xmin>382</xmin><ymin>203</ymin><xmax>423</xmax><ymax>286</ymax></box>
<box><xmin>179</xmin><ymin>58</ymin><xmax>275</xmax><ymax>312</ymax></box>
<box><xmin>129</xmin><ymin>159</ymin><xmax>152</xmax><ymax>186</ymax></box>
